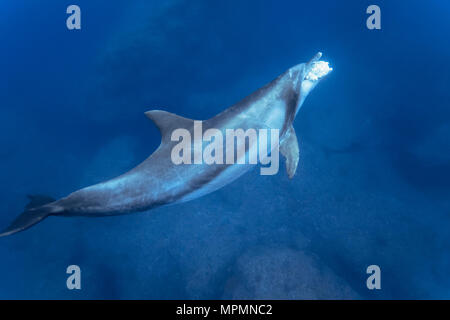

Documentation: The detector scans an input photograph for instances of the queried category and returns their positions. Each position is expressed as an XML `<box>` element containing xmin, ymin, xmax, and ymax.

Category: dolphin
<box><xmin>0</xmin><ymin>52</ymin><xmax>332</xmax><ymax>237</ymax></box>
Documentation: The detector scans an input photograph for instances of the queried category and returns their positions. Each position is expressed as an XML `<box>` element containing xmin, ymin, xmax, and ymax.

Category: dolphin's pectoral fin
<box><xmin>280</xmin><ymin>126</ymin><xmax>299</xmax><ymax>179</ymax></box>
<box><xmin>145</xmin><ymin>110</ymin><xmax>196</xmax><ymax>142</ymax></box>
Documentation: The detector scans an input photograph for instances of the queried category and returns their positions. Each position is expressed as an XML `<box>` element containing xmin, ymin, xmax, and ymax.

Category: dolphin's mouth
<box><xmin>305</xmin><ymin>61</ymin><xmax>333</xmax><ymax>81</ymax></box>
<box><xmin>294</xmin><ymin>53</ymin><xmax>332</xmax><ymax>115</ymax></box>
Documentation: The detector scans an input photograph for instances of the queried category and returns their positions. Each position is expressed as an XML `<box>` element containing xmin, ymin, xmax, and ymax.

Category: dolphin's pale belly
<box><xmin>59</xmin><ymin>155</ymin><xmax>253</xmax><ymax>216</ymax></box>
<box><xmin>177</xmin><ymin>113</ymin><xmax>286</xmax><ymax>203</ymax></box>
<box><xmin>176</xmin><ymin>159</ymin><xmax>255</xmax><ymax>204</ymax></box>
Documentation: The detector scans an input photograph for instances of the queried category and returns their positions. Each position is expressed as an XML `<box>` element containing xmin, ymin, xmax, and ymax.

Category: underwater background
<box><xmin>0</xmin><ymin>0</ymin><xmax>449</xmax><ymax>299</ymax></box>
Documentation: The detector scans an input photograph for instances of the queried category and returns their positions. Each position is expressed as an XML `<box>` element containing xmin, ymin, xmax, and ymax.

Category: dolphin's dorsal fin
<box><xmin>145</xmin><ymin>110</ymin><xmax>195</xmax><ymax>141</ymax></box>
<box><xmin>280</xmin><ymin>125</ymin><xmax>299</xmax><ymax>179</ymax></box>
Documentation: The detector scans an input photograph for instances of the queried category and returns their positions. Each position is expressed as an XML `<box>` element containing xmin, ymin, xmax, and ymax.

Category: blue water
<box><xmin>0</xmin><ymin>0</ymin><xmax>449</xmax><ymax>299</ymax></box>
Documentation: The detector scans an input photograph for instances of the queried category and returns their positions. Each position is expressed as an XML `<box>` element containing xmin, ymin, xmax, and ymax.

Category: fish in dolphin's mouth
<box><xmin>305</xmin><ymin>61</ymin><xmax>333</xmax><ymax>81</ymax></box>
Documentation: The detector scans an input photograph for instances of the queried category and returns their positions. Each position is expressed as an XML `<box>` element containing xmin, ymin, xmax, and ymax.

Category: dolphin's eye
<box><xmin>305</xmin><ymin>61</ymin><xmax>332</xmax><ymax>81</ymax></box>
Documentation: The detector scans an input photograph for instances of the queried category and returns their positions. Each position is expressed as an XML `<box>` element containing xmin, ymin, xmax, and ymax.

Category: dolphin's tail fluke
<box><xmin>0</xmin><ymin>195</ymin><xmax>62</xmax><ymax>237</ymax></box>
